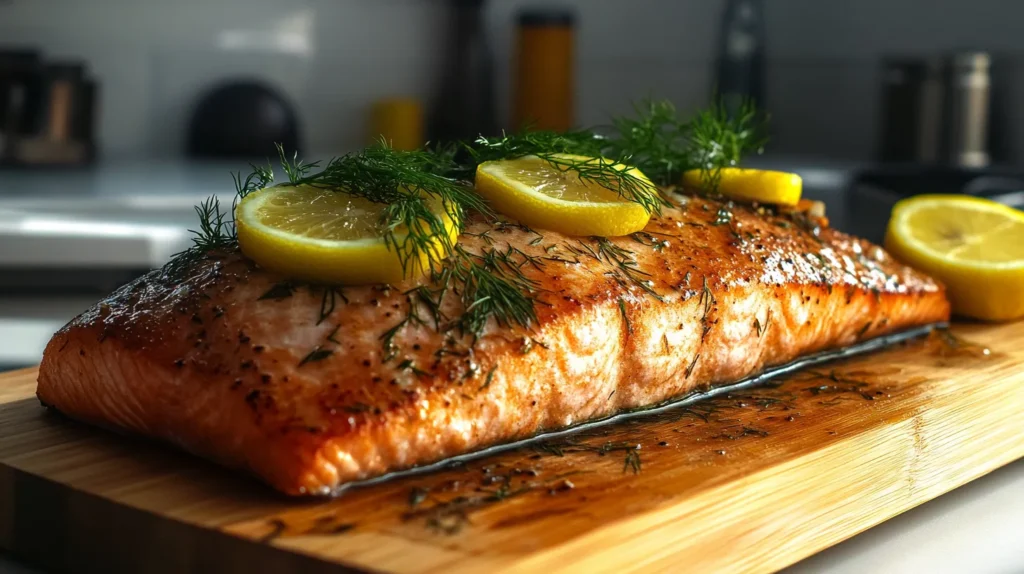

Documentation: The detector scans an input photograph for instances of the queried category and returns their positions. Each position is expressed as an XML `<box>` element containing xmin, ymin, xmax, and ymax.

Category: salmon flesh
<box><xmin>36</xmin><ymin>196</ymin><xmax>950</xmax><ymax>495</ymax></box>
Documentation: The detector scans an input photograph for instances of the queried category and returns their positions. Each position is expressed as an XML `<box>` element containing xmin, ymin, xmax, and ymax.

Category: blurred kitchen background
<box><xmin>1</xmin><ymin>0</ymin><xmax>1024</xmax><ymax>370</ymax></box>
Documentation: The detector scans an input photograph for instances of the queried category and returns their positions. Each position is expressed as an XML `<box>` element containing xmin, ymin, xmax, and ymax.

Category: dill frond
<box><xmin>686</xmin><ymin>98</ymin><xmax>767</xmax><ymax>191</ymax></box>
<box><xmin>188</xmin><ymin>196</ymin><xmax>234</xmax><ymax>251</ymax></box>
<box><xmin>468</xmin><ymin>130</ymin><xmax>665</xmax><ymax>214</ymax></box>
<box><xmin>285</xmin><ymin>141</ymin><xmax>493</xmax><ymax>277</ymax></box>
<box><xmin>604</xmin><ymin>99</ymin><xmax>691</xmax><ymax>186</ymax></box>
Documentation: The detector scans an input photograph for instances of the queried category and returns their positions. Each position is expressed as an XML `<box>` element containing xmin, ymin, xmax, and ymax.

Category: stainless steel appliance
<box><xmin>846</xmin><ymin>166</ymin><xmax>1024</xmax><ymax>244</ymax></box>
<box><xmin>877</xmin><ymin>51</ymin><xmax>994</xmax><ymax>167</ymax></box>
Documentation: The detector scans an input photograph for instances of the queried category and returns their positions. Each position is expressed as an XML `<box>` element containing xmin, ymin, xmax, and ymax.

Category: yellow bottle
<box><xmin>369</xmin><ymin>98</ymin><xmax>424</xmax><ymax>151</ymax></box>
<box><xmin>513</xmin><ymin>10</ymin><xmax>575</xmax><ymax>132</ymax></box>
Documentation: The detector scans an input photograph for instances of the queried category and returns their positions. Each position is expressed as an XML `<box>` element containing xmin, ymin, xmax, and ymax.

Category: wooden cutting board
<box><xmin>2</xmin><ymin>322</ymin><xmax>1023</xmax><ymax>574</ymax></box>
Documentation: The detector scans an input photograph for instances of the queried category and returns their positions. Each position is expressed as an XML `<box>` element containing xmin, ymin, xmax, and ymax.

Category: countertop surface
<box><xmin>1</xmin><ymin>159</ymin><xmax>1022</xmax><ymax>572</ymax></box>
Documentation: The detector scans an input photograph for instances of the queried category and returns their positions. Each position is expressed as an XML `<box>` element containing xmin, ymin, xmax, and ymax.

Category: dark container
<box><xmin>428</xmin><ymin>0</ymin><xmax>497</xmax><ymax>144</ymax></box>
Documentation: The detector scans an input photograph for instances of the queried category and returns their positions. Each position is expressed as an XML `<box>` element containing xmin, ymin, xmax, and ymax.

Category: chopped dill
<box><xmin>755</xmin><ymin>310</ymin><xmax>771</xmax><ymax>338</ymax></box>
<box><xmin>259</xmin><ymin>282</ymin><xmax>295</xmax><ymax>301</ymax></box>
<box><xmin>618</xmin><ymin>298</ymin><xmax>632</xmax><ymax>335</ymax></box>
<box><xmin>532</xmin><ymin>438</ymin><xmax>644</xmax><ymax>475</ymax></box>
<box><xmin>479</xmin><ymin>366</ymin><xmax>496</xmax><ymax>391</ymax></box>
<box><xmin>857</xmin><ymin>321</ymin><xmax>872</xmax><ymax>338</ymax></box>
<box><xmin>396</xmin><ymin>359</ymin><xmax>429</xmax><ymax>377</ymax></box>
<box><xmin>317</xmin><ymin>287</ymin><xmax>347</xmax><ymax>325</ymax></box>
<box><xmin>379</xmin><ymin>302</ymin><xmax>426</xmax><ymax>362</ymax></box>
<box><xmin>623</xmin><ymin>447</ymin><xmax>642</xmax><ymax>474</ymax></box>
<box><xmin>630</xmin><ymin>231</ymin><xmax>669</xmax><ymax>251</ymax></box>
<box><xmin>325</xmin><ymin>325</ymin><xmax>341</xmax><ymax>345</ymax></box>
<box><xmin>445</xmin><ymin>245</ymin><xmax>540</xmax><ymax>339</ymax></box>
<box><xmin>699</xmin><ymin>276</ymin><xmax>716</xmax><ymax>321</ymax></box>
<box><xmin>685</xmin><ymin>353</ymin><xmax>700</xmax><ymax>378</ymax></box>
<box><xmin>298</xmin><ymin>347</ymin><xmax>333</xmax><ymax>366</ymax></box>
<box><xmin>379</xmin><ymin>242</ymin><xmax>544</xmax><ymax>359</ymax></box>
<box><xmin>589</xmin><ymin>238</ymin><xmax>663</xmax><ymax>301</ymax></box>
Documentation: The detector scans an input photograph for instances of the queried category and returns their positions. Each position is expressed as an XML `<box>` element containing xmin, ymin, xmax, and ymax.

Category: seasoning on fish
<box><xmin>36</xmin><ymin>195</ymin><xmax>948</xmax><ymax>495</ymax></box>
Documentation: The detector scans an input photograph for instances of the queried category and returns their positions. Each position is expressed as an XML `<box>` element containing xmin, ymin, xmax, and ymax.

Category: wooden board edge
<box><xmin>1</xmin><ymin>470</ymin><xmax>363</xmax><ymax>574</ymax></box>
<box><xmin>500</xmin><ymin>377</ymin><xmax>1024</xmax><ymax>573</ymax></box>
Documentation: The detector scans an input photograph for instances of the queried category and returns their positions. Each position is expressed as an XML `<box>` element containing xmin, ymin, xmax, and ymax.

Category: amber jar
<box><xmin>512</xmin><ymin>9</ymin><xmax>575</xmax><ymax>132</ymax></box>
<box><xmin>369</xmin><ymin>97</ymin><xmax>424</xmax><ymax>151</ymax></box>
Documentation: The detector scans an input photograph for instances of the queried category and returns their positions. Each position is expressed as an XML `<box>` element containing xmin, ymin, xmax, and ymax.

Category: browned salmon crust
<box><xmin>37</xmin><ymin>195</ymin><xmax>950</xmax><ymax>495</ymax></box>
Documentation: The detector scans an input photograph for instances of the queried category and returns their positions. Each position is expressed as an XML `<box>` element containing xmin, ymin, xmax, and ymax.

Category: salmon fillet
<box><xmin>36</xmin><ymin>195</ymin><xmax>949</xmax><ymax>495</ymax></box>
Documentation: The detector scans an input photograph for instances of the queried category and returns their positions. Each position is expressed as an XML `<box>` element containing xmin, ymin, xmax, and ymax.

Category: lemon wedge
<box><xmin>235</xmin><ymin>185</ymin><xmax>457</xmax><ymax>285</ymax></box>
<box><xmin>884</xmin><ymin>194</ymin><xmax>1024</xmax><ymax>321</ymax></box>
<box><xmin>474</xmin><ymin>154</ymin><xmax>654</xmax><ymax>236</ymax></box>
<box><xmin>682</xmin><ymin>167</ymin><xmax>802</xmax><ymax>206</ymax></box>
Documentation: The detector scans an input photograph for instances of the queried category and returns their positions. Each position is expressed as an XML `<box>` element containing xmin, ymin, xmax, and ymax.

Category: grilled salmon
<box><xmin>36</xmin><ymin>195</ymin><xmax>949</xmax><ymax>495</ymax></box>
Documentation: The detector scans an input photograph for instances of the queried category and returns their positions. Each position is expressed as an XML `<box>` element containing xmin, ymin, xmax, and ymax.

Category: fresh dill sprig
<box><xmin>687</xmin><ymin>99</ymin><xmax>767</xmax><ymax>191</ymax></box>
<box><xmin>377</xmin><ymin>242</ymin><xmax>542</xmax><ymax>361</ymax></box>
<box><xmin>232</xmin><ymin>163</ymin><xmax>274</xmax><ymax>199</ymax></box>
<box><xmin>275</xmin><ymin>143</ymin><xmax>316</xmax><ymax>184</ymax></box>
<box><xmin>186</xmin><ymin>161</ymin><xmax>273</xmax><ymax>253</ymax></box>
<box><xmin>462</xmin><ymin>97</ymin><xmax>764</xmax><ymax>206</ymax></box>
<box><xmin>468</xmin><ymin>129</ymin><xmax>605</xmax><ymax>165</ymax></box>
<box><xmin>604</xmin><ymin>99</ymin><xmax>691</xmax><ymax>186</ymax></box>
<box><xmin>188</xmin><ymin>196</ymin><xmax>234</xmax><ymax>251</ymax></box>
<box><xmin>602</xmin><ymin>97</ymin><xmax>766</xmax><ymax>190</ymax></box>
<box><xmin>438</xmin><ymin>244</ymin><xmax>539</xmax><ymax>340</ymax></box>
<box><xmin>543</xmin><ymin>154</ymin><xmax>668</xmax><ymax>215</ymax></box>
<box><xmin>279</xmin><ymin>141</ymin><xmax>494</xmax><ymax>278</ymax></box>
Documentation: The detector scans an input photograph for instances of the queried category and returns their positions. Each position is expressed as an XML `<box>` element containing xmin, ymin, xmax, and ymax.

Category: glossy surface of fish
<box><xmin>37</xmin><ymin>196</ymin><xmax>950</xmax><ymax>495</ymax></box>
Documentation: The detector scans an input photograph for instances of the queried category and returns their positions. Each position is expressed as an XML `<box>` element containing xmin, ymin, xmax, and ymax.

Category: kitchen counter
<box><xmin>1</xmin><ymin>159</ymin><xmax>1021</xmax><ymax>572</ymax></box>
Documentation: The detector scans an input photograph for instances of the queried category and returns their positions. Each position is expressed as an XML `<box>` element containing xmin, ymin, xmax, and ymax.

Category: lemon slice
<box><xmin>884</xmin><ymin>194</ymin><xmax>1024</xmax><ymax>321</ymax></box>
<box><xmin>235</xmin><ymin>185</ymin><xmax>457</xmax><ymax>285</ymax></box>
<box><xmin>682</xmin><ymin>167</ymin><xmax>802</xmax><ymax>206</ymax></box>
<box><xmin>475</xmin><ymin>154</ymin><xmax>654</xmax><ymax>236</ymax></box>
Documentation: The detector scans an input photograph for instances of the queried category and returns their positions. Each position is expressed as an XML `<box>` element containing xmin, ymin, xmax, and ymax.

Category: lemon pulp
<box><xmin>236</xmin><ymin>185</ymin><xmax>457</xmax><ymax>285</ymax></box>
<box><xmin>475</xmin><ymin>154</ymin><xmax>653</xmax><ymax>236</ymax></box>
<box><xmin>884</xmin><ymin>194</ymin><xmax>1024</xmax><ymax>321</ymax></box>
<box><xmin>252</xmin><ymin>187</ymin><xmax>385</xmax><ymax>240</ymax></box>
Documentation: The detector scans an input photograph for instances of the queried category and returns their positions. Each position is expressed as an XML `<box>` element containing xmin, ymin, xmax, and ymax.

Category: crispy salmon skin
<box><xmin>37</xmin><ymin>195</ymin><xmax>949</xmax><ymax>495</ymax></box>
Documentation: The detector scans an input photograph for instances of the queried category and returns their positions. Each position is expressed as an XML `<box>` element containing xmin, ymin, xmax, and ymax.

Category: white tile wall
<box><xmin>1</xmin><ymin>0</ymin><xmax>1023</xmax><ymax>161</ymax></box>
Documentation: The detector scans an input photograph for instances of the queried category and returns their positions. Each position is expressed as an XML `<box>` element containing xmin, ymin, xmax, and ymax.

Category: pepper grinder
<box><xmin>714</xmin><ymin>0</ymin><xmax>765</xmax><ymax>116</ymax></box>
<box><xmin>428</xmin><ymin>0</ymin><xmax>497</xmax><ymax>144</ymax></box>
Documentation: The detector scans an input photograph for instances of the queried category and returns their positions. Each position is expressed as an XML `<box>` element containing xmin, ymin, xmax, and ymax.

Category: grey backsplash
<box><xmin>2</xmin><ymin>0</ymin><xmax>1023</xmax><ymax>162</ymax></box>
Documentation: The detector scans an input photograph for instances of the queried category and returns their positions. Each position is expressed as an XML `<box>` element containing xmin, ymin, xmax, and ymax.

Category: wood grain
<box><xmin>2</xmin><ymin>322</ymin><xmax>1023</xmax><ymax>574</ymax></box>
